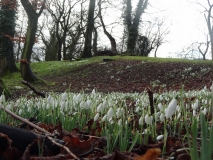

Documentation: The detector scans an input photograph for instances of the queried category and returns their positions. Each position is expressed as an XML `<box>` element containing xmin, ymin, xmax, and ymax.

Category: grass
<box><xmin>2</xmin><ymin>56</ymin><xmax>213</xmax><ymax>92</ymax></box>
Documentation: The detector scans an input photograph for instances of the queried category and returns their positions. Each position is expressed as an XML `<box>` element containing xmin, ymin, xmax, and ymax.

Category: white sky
<box><xmin>145</xmin><ymin>0</ymin><xmax>210</xmax><ymax>58</ymax></box>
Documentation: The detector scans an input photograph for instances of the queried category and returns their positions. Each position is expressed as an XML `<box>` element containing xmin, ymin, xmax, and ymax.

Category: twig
<box><xmin>21</xmin><ymin>80</ymin><xmax>46</xmax><ymax>98</ymax></box>
<box><xmin>46</xmin><ymin>136</ymin><xmax>80</xmax><ymax>160</ymax></box>
<box><xmin>0</xmin><ymin>106</ymin><xmax>52</xmax><ymax>136</ymax></box>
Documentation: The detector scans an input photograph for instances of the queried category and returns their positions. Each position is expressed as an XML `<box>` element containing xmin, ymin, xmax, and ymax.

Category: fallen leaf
<box><xmin>134</xmin><ymin>148</ymin><xmax>161</xmax><ymax>160</ymax></box>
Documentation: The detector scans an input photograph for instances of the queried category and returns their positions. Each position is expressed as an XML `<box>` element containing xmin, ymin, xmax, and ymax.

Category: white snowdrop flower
<box><xmin>97</xmin><ymin>103</ymin><xmax>103</xmax><ymax>112</ymax></box>
<box><xmin>192</xmin><ymin>101</ymin><xmax>198</xmax><ymax>110</ymax></box>
<box><xmin>47</xmin><ymin>95</ymin><xmax>53</xmax><ymax>104</ymax></box>
<box><xmin>139</xmin><ymin>116</ymin><xmax>143</xmax><ymax>125</ymax></box>
<box><xmin>75</xmin><ymin>93</ymin><xmax>82</xmax><ymax>103</ymax></box>
<box><xmin>18</xmin><ymin>109</ymin><xmax>22</xmax><ymax>115</ymax></box>
<box><xmin>92</xmin><ymin>88</ymin><xmax>96</xmax><ymax>94</ymax></box>
<box><xmin>80</xmin><ymin>101</ymin><xmax>85</xmax><ymax>109</ymax></box>
<box><xmin>193</xmin><ymin>110</ymin><xmax>196</xmax><ymax>117</ymax></box>
<box><xmin>156</xmin><ymin>135</ymin><xmax>164</xmax><ymax>141</ymax></box>
<box><xmin>86</xmin><ymin>99</ymin><xmax>92</xmax><ymax>108</ymax></box>
<box><xmin>94</xmin><ymin>113</ymin><xmax>99</xmax><ymax>121</ymax></box>
<box><xmin>107</xmin><ymin>107</ymin><xmax>114</xmax><ymax>119</ymax></box>
<box><xmin>210</xmin><ymin>84</ymin><xmax>213</xmax><ymax>91</ymax></box>
<box><xmin>27</xmin><ymin>106</ymin><xmax>31</xmax><ymax>113</ymax></box>
<box><xmin>158</xmin><ymin>103</ymin><xmax>163</xmax><ymax>111</ymax></box>
<box><xmin>46</xmin><ymin>103</ymin><xmax>50</xmax><ymax>109</ymax></box>
<box><xmin>159</xmin><ymin>95</ymin><xmax>163</xmax><ymax>101</ymax></box>
<box><xmin>165</xmin><ymin>98</ymin><xmax>177</xmax><ymax>119</ymax></box>
<box><xmin>103</xmin><ymin>100</ymin><xmax>109</xmax><ymax>108</ymax></box>
<box><xmin>0</xmin><ymin>95</ymin><xmax>5</xmax><ymax>103</ymax></box>
<box><xmin>102</xmin><ymin>115</ymin><xmax>107</xmax><ymax>122</ymax></box>
<box><xmin>116</xmin><ymin>107</ymin><xmax>123</xmax><ymax>118</ymax></box>
<box><xmin>177</xmin><ymin>113</ymin><xmax>181</xmax><ymax>119</ymax></box>
<box><xmin>176</xmin><ymin>105</ymin><xmax>180</xmax><ymax>112</ymax></box>
<box><xmin>160</xmin><ymin>113</ymin><xmax>164</xmax><ymax>122</ymax></box>
<box><xmin>203</xmin><ymin>108</ymin><xmax>207</xmax><ymax>115</ymax></box>
<box><xmin>145</xmin><ymin>114</ymin><xmax>153</xmax><ymax>125</ymax></box>
<box><xmin>61</xmin><ymin>92</ymin><xmax>67</xmax><ymax>101</ymax></box>
<box><xmin>118</xmin><ymin>119</ymin><xmax>122</xmax><ymax>126</ymax></box>
<box><xmin>60</xmin><ymin>101</ymin><xmax>66</xmax><ymax>111</ymax></box>
<box><xmin>6</xmin><ymin>104</ymin><xmax>12</xmax><ymax>110</ymax></box>
<box><xmin>143</xmin><ymin>129</ymin><xmax>148</xmax><ymax>134</ymax></box>
<box><xmin>135</xmin><ymin>106</ymin><xmax>141</xmax><ymax>113</ymax></box>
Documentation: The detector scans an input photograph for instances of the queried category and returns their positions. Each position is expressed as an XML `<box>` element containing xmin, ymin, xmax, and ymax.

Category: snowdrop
<box><xmin>6</xmin><ymin>104</ymin><xmax>12</xmax><ymax>110</ymax></box>
<box><xmin>97</xmin><ymin>103</ymin><xmax>103</xmax><ymax>112</ymax></box>
<box><xmin>116</xmin><ymin>107</ymin><xmax>123</xmax><ymax>118</ymax></box>
<box><xmin>177</xmin><ymin>113</ymin><xmax>181</xmax><ymax>119</ymax></box>
<box><xmin>156</xmin><ymin>135</ymin><xmax>164</xmax><ymax>141</ymax></box>
<box><xmin>74</xmin><ymin>93</ymin><xmax>82</xmax><ymax>103</ymax></box>
<box><xmin>202</xmin><ymin>108</ymin><xmax>207</xmax><ymax>115</ymax></box>
<box><xmin>0</xmin><ymin>95</ymin><xmax>5</xmax><ymax>103</ymax></box>
<box><xmin>107</xmin><ymin>107</ymin><xmax>114</xmax><ymax>119</ymax></box>
<box><xmin>165</xmin><ymin>98</ymin><xmax>177</xmax><ymax>119</ymax></box>
<box><xmin>94</xmin><ymin>113</ymin><xmax>99</xmax><ymax>121</ymax></box>
<box><xmin>139</xmin><ymin>116</ymin><xmax>143</xmax><ymax>125</ymax></box>
<box><xmin>61</xmin><ymin>92</ymin><xmax>68</xmax><ymax>101</ymax></box>
<box><xmin>103</xmin><ymin>100</ymin><xmax>109</xmax><ymax>108</ymax></box>
<box><xmin>160</xmin><ymin>113</ymin><xmax>165</xmax><ymax>122</ymax></box>
<box><xmin>18</xmin><ymin>109</ymin><xmax>22</xmax><ymax>115</ymax></box>
<box><xmin>158</xmin><ymin>103</ymin><xmax>163</xmax><ymax>111</ymax></box>
<box><xmin>145</xmin><ymin>114</ymin><xmax>153</xmax><ymax>125</ymax></box>
<box><xmin>102</xmin><ymin>115</ymin><xmax>107</xmax><ymax>122</ymax></box>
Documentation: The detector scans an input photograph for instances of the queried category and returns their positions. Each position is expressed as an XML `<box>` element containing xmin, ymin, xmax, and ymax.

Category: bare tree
<box><xmin>124</xmin><ymin>0</ymin><xmax>148</xmax><ymax>55</ymax></box>
<box><xmin>196</xmin><ymin>0</ymin><xmax>213</xmax><ymax>60</ymax></box>
<box><xmin>98</xmin><ymin>0</ymin><xmax>117</xmax><ymax>54</ymax></box>
<box><xmin>20</xmin><ymin>0</ymin><xmax>46</xmax><ymax>82</ymax></box>
<box><xmin>81</xmin><ymin>0</ymin><xmax>96</xmax><ymax>58</ymax></box>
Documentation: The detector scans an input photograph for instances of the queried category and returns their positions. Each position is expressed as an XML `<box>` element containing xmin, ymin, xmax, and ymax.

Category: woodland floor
<box><xmin>40</xmin><ymin>59</ymin><xmax>213</xmax><ymax>94</ymax></box>
<box><xmin>2</xmin><ymin>59</ymin><xmax>213</xmax><ymax>160</ymax></box>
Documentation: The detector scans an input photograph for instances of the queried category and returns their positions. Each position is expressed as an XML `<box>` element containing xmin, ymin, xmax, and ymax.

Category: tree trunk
<box><xmin>81</xmin><ymin>0</ymin><xmax>96</xmax><ymax>58</ymax></box>
<box><xmin>98</xmin><ymin>0</ymin><xmax>117</xmax><ymax>55</ymax></box>
<box><xmin>0</xmin><ymin>2</ymin><xmax>18</xmax><ymax>75</ymax></box>
<box><xmin>93</xmin><ymin>27</ymin><xmax>98</xmax><ymax>55</ymax></box>
<box><xmin>20</xmin><ymin>16</ymin><xmax>38</xmax><ymax>82</ymax></box>
<box><xmin>125</xmin><ymin>0</ymin><xmax>148</xmax><ymax>54</ymax></box>
<box><xmin>20</xmin><ymin>0</ymin><xmax>46</xmax><ymax>82</ymax></box>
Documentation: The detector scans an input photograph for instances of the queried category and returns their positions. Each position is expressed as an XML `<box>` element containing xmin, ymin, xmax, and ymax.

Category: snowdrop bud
<box><xmin>139</xmin><ymin>116</ymin><xmax>143</xmax><ymax>125</ymax></box>
<box><xmin>165</xmin><ymin>98</ymin><xmax>177</xmax><ymax>119</ymax></box>
<box><xmin>203</xmin><ymin>108</ymin><xmax>207</xmax><ymax>115</ymax></box>
<box><xmin>177</xmin><ymin>113</ymin><xmax>181</xmax><ymax>119</ymax></box>
<box><xmin>156</xmin><ymin>135</ymin><xmax>164</xmax><ymax>141</ymax></box>
<box><xmin>61</xmin><ymin>92</ymin><xmax>67</xmax><ymax>101</ymax></box>
<box><xmin>97</xmin><ymin>103</ymin><xmax>103</xmax><ymax>112</ymax></box>
<box><xmin>6</xmin><ymin>104</ymin><xmax>12</xmax><ymax>110</ymax></box>
<box><xmin>159</xmin><ymin>95</ymin><xmax>163</xmax><ymax>101</ymax></box>
<box><xmin>18</xmin><ymin>109</ymin><xmax>22</xmax><ymax>115</ymax></box>
<box><xmin>118</xmin><ymin>119</ymin><xmax>122</xmax><ymax>126</ymax></box>
<box><xmin>160</xmin><ymin>113</ymin><xmax>164</xmax><ymax>122</ymax></box>
<box><xmin>75</xmin><ymin>93</ymin><xmax>82</xmax><ymax>103</ymax></box>
<box><xmin>158</xmin><ymin>103</ymin><xmax>163</xmax><ymax>111</ymax></box>
<box><xmin>103</xmin><ymin>100</ymin><xmax>109</xmax><ymax>108</ymax></box>
<box><xmin>80</xmin><ymin>101</ymin><xmax>85</xmax><ymax>109</ymax></box>
<box><xmin>0</xmin><ymin>95</ymin><xmax>5</xmax><ymax>103</ymax></box>
<box><xmin>102</xmin><ymin>115</ymin><xmax>107</xmax><ymax>122</ymax></box>
<box><xmin>107</xmin><ymin>107</ymin><xmax>114</xmax><ymax>119</ymax></box>
<box><xmin>60</xmin><ymin>101</ymin><xmax>66</xmax><ymax>110</ymax></box>
<box><xmin>192</xmin><ymin>102</ymin><xmax>198</xmax><ymax>110</ymax></box>
<box><xmin>46</xmin><ymin>103</ymin><xmax>50</xmax><ymax>109</ymax></box>
<box><xmin>86</xmin><ymin>99</ymin><xmax>92</xmax><ymax>108</ymax></box>
<box><xmin>47</xmin><ymin>95</ymin><xmax>53</xmax><ymax>104</ymax></box>
<box><xmin>210</xmin><ymin>84</ymin><xmax>213</xmax><ymax>91</ymax></box>
<box><xmin>135</xmin><ymin>106</ymin><xmax>141</xmax><ymax>113</ymax></box>
<box><xmin>94</xmin><ymin>113</ymin><xmax>99</xmax><ymax>121</ymax></box>
<box><xmin>193</xmin><ymin>110</ymin><xmax>196</xmax><ymax>116</ymax></box>
<box><xmin>116</xmin><ymin>107</ymin><xmax>123</xmax><ymax>118</ymax></box>
<box><xmin>92</xmin><ymin>88</ymin><xmax>96</xmax><ymax>94</ymax></box>
<box><xmin>145</xmin><ymin>114</ymin><xmax>153</xmax><ymax>125</ymax></box>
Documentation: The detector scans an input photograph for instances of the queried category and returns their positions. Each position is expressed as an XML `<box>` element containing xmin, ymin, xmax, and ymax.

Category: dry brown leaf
<box><xmin>134</xmin><ymin>148</ymin><xmax>161</xmax><ymax>160</ymax></box>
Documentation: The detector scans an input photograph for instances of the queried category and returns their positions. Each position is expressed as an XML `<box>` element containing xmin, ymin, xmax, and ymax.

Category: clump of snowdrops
<box><xmin>0</xmin><ymin>85</ymin><xmax>213</xmax><ymax>157</ymax></box>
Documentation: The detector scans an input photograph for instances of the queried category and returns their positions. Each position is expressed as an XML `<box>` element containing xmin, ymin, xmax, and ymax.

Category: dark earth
<box><xmin>41</xmin><ymin>60</ymin><xmax>213</xmax><ymax>94</ymax></box>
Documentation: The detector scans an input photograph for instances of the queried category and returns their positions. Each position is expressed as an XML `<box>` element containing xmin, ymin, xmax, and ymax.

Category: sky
<box><xmin>144</xmin><ymin>0</ymin><xmax>210</xmax><ymax>58</ymax></box>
